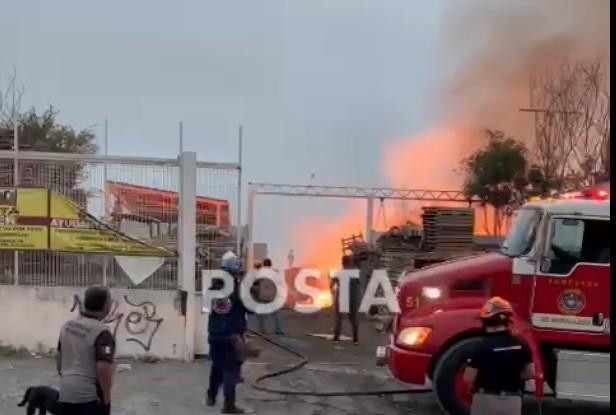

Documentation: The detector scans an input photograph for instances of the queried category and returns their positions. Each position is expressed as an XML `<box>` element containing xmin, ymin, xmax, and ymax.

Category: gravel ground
<box><xmin>0</xmin><ymin>311</ymin><xmax>610</xmax><ymax>415</ymax></box>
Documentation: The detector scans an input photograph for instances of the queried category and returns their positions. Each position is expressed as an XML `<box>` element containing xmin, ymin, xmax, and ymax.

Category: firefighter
<box><xmin>463</xmin><ymin>296</ymin><xmax>535</xmax><ymax>415</ymax></box>
<box><xmin>206</xmin><ymin>254</ymin><xmax>250</xmax><ymax>414</ymax></box>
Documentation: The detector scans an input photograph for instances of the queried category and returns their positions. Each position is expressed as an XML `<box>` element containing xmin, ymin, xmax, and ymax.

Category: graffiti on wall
<box><xmin>71</xmin><ymin>294</ymin><xmax>164</xmax><ymax>352</ymax></box>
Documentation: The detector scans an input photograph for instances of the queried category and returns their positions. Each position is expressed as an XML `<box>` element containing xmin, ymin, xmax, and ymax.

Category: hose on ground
<box><xmin>247</xmin><ymin>329</ymin><xmax>432</xmax><ymax>397</ymax></box>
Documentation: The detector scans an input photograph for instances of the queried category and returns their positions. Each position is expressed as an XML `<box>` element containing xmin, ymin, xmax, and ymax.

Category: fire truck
<box><xmin>377</xmin><ymin>188</ymin><xmax>610</xmax><ymax>415</ymax></box>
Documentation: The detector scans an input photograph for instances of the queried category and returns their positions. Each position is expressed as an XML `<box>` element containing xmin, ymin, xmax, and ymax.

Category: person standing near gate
<box><xmin>256</xmin><ymin>258</ymin><xmax>285</xmax><ymax>335</ymax></box>
<box><xmin>207</xmin><ymin>254</ymin><xmax>250</xmax><ymax>414</ymax></box>
<box><xmin>463</xmin><ymin>296</ymin><xmax>534</xmax><ymax>415</ymax></box>
<box><xmin>56</xmin><ymin>286</ymin><xmax>115</xmax><ymax>415</ymax></box>
<box><xmin>332</xmin><ymin>255</ymin><xmax>360</xmax><ymax>344</ymax></box>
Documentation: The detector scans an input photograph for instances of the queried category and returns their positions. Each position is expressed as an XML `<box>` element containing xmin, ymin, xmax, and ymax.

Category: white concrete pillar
<box><xmin>178</xmin><ymin>151</ymin><xmax>197</xmax><ymax>361</ymax></box>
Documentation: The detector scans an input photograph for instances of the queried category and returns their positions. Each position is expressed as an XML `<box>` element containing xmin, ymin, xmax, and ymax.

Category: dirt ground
<box><xmin>0</xmin><ymin>311</ymin><xmax>610</xmax><ymax>415</ymax></box>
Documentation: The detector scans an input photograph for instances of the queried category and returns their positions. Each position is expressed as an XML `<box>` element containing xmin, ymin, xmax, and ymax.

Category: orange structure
<box><xmin>107</xmin><ymin>181</ymin><xmax>230</xmax><ymax>226</ymax></box>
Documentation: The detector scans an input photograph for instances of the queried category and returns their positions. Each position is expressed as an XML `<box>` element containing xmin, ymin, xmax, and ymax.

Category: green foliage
<box><xmin>462</xmin><ymin>129</ymin><xmax>529</xmax><ymax>208</ymax></box>
<box><xmin>0</xmin><ymin>106</ymin><xmax>97</xmax><ymax>206</ymax></box>
<box><xmin>1</xmin><ymin>106</ymin><xmax>96</xmax><ymax>154</ymax></box>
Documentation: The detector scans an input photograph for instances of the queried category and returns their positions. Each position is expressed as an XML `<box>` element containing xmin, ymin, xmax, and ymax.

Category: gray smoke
<box><xmin>438</xmin><ymin>0</ymin><xmax>610</xmax><ymax>139</ymax></box>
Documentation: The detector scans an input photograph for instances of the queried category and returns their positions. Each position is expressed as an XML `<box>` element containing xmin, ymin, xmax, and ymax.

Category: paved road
<box><xmin>0</xmin><ymin>356</ymin><xmax>441</xmax><ymax>415</ymax></box>
<box><xmin>0</xmin><ymin>311</ymin><xmax>610</xmax><ymax>414</ymax></box>
<box><xmin>0</xmin><ymin>357</ymin><xmax>609</xmax><ymax>415</ymax></box>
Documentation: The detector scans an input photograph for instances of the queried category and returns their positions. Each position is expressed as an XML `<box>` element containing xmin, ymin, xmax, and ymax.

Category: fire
<box><xmin>382</xmin><ymin>124</ymin><xmax>471</xmax><ymax>190</ymax></box>
<box><xmin>316</xmin><ymin>291</ymin><xmax>333</xmax><ymax>308</ymax></box>
<box><xmin>289</xmin><ymin>123</ymin><xmax>493</xmax><ymax>271</ymax></box>
<box><xmin>290</xmin><ymin>201</ymin><xmax>366</xmax><ymax>270</ymax></box>
<box><xmin>284</xmin><ymin>266</ymin><xmax>334</xmax><ymax>309</ymax></box>
<box><xmin>286</xmin><ymin>0</ymin><xmax>608</xmax><ymax>271</ymax></box>
<box><xmin>382</xmin><ymin>123</ymin><xmax>500</xmax><ymax>236</ymax></box>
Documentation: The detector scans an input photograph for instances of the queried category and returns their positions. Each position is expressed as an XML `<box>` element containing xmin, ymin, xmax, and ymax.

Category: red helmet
<box><xmin>479</xmin><ymin>296</ymin><xmax>514</xmax><ymax>321</ymax></box>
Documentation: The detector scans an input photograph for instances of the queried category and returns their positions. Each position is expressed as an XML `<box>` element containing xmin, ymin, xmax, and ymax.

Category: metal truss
<box><xmin>246</xmin><ymin>182</ymin><xmax>479</xmax><ymax>269</ymax></box>
<box><xmin>248</xmin><ymin>182</ymin><xmax>478</xmax><ymax>203</ymax></box>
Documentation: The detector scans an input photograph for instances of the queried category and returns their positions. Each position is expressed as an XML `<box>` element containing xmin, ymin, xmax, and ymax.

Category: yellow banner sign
<box><xmin>0</xmin><ymin>188</ymin><xmax>175</xmax><ymax>256</ymax></box>
<box><xmin>0</xmin><ymin>225</ymin><xmax>48</xmax><ymax>250</ymax></box>
<box><xmin>50</xmin><ymin>227</ymin><xmax>173</xmax><ymax>256</ymax></box>
<box><xmin>0</xmin><ymin>188</ymin><xmax>48</xmax><ymax>250</ymax></box>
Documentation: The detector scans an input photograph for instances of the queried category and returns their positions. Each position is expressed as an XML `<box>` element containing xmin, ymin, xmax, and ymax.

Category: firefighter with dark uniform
<box><xmin>463</xmin><ymin>296</ymin><xmax>535</xmax><ymax>415</ymax></box>
<box><xmin>206</xmin><ymin>254</ymin><xmax>250</xmax><ymax>414</ymax></box>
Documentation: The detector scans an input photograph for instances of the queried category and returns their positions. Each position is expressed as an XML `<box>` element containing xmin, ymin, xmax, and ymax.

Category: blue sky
<box><xmin>1</xmin><ymin>0</ymin><xmax>454</xmax><ymax>265</ymax></box>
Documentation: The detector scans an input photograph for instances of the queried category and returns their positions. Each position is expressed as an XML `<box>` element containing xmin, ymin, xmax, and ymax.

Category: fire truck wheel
<box><xmin>433</xmin><ymin>337</ymin><xmax>482</xmax><ymax>415</ymax></box>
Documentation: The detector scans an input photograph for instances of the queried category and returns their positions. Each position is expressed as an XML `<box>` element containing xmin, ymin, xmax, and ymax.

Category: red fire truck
<box><xmin>377</xmin><ymin>189</ymin><xmax>610</xmax><ymax>414</ymax></box>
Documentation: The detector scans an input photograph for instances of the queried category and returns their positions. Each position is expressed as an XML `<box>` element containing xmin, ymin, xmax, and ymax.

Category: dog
<box><xmin>17</xmin><ymin>386</ymin><xmax>59</xmax><ymax>415</ymax></box>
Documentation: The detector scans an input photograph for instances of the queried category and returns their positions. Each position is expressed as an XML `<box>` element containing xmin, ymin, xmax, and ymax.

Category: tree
<box><xmin>462</xmin><ymin>130</ymin><xmax>530</xmax><ymax>236</ymax></box>
<box><xmin>529</xmin><ymin>57</ymin><xmax>610</xmax><ymax>189</ymax></box>
<box><xmin>0</xmin><ymin>73</ymin><xmax>97</xmax><ymax>205</ymax></box>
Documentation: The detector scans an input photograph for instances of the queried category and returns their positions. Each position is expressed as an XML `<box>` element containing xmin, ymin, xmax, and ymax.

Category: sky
<box><xmin>0</xmin><ymin>0</ymin><xmax>455</xmax><ymax>266</ymax></box>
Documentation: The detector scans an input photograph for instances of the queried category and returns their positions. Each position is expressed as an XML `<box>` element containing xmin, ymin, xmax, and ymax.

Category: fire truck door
<box><xmin>531</xmin><ymin>216</ymin><xmax>610</xmax><ymax>335</ymax></box>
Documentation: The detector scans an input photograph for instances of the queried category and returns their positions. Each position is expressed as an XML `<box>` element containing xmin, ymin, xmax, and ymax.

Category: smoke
<box><xmin>440</xmin><ymin>0</ymin><xmax>610</xmax><ymax>139</ymax></box>
<box><xmin>290</xmin><ymin>0</ymin><xmax>610</xmax><ymax>269</ymax></box>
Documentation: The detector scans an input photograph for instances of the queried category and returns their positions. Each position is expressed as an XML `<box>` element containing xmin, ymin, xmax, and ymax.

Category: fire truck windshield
<box><xmin>501</xmin><ymin>208</ymin><xmax>542</xmax><ymax>257</ymax></box>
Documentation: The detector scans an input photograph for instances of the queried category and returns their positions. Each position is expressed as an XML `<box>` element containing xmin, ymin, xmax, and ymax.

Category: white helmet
<box><xmin>221</xmin><ymin>251</ymin><xmax>240</xmax><ymax>273</ymax></box>
<box><xmin>222</xmin><ymin>250</ymin><xmax>237</xmax><ymax>261</ymax></box>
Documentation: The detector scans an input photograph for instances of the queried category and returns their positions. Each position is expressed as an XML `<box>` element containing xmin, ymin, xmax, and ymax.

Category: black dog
<box><xmin>17</xmin><ymin>386</ymin><xmax>59</xmax><ymax>415</ymax></box>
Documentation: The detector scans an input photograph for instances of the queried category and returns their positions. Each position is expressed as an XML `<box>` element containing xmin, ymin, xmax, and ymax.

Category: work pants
<box><xmin>257</xmin><ymin>310</ymin><xmax>284</xmax><ymax>334</ymax></box>
<box><xmin>471</xmin><ymin>393</ymin><xmax>522</xmax><ymax>415</ymax></box>
<box><xmin>208</xmin><ymin>337</ymin><xmax>242</xmax><ymax>408</ymax></box>
<box><xmin>333</xmin><ymin>304</ymin><xmax>359</xmax><ymax>343</ymax></box>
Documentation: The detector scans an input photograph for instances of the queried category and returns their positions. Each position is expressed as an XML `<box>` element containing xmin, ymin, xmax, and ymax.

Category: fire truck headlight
<box><xmin>397</xmin><ymin>327</ymin><xmax>432</xmax><ymax>348</ymax></box>
<box><xmin>422</xmin><ymin>287</ymin><xmax>442</xmax><ymax>300</ymax></box>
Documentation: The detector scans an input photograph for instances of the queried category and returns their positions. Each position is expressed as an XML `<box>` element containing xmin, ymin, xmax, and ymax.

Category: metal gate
<box><xmin>0</xmin><ymin>150</ymin><xmax>241</xmax><ymax>291</ymax></box>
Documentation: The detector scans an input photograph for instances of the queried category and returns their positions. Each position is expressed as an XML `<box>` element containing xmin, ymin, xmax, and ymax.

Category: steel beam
<box><xmin>246</xmin><ymin>182</ymin><xmax>478</xmax><ymax>269</ymax></box>
<box><xmin>248</xmin><ymin>182</ymin><xmax>478</xmax><ymax>203</ymax></box>
<box><xmin>0</xmin><ymin>150</ymin><xmax>240</xmax><ymax>170</ymax></box>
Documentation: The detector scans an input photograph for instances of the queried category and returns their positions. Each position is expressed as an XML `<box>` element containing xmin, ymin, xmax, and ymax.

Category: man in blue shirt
<box><xmin>207</xmin><ymin>255</ymin><xmax>250</xmax><ymax>414</ymax></box>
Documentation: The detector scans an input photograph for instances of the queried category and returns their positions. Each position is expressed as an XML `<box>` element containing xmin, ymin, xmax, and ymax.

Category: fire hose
<box><xmin>247</xmin><ymin>329</ymin><xmax>432</xmax><ymax>397</ymax></box>
<box><xmin>247</xmin><ymin>328</ymin><xmax>546</xmax><ymax>414</ymax></box>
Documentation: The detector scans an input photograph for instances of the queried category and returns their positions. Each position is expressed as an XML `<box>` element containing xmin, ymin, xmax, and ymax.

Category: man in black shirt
<box><xmin>463</xmin><ymin>296</ymin><xmax>534</xmax><ymax>415</ymax></box>
<box><xmin>332</xmin><ymin>255</ymin><xmax>360</xmax><ymax>344</ymax></box>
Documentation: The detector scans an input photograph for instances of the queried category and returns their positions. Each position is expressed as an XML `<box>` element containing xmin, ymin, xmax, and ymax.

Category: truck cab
<box><xmin>378</xmin><ymin>194</ymin><xmax>610</xmax><ymax>415</ymax></box>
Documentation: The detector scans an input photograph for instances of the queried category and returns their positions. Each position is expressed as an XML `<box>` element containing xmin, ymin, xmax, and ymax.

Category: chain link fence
<box><xmin>195</xmin><ymin>165</ymin><xmax>241</xmax><ymax>292</ymax></box>
<box><xmin>0</xmin><ymin>152</ymin><xmax>240</xmax><ymax>290</ymax></box>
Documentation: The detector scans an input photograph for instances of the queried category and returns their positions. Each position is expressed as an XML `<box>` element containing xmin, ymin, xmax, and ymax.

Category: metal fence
<box><xmin>195</xmin><ymin>166</ymin><xmax>241</xmax><ymax>292</ymax></box>
<box><xmin>0</xmin><ymin>150</ymin><xmax>240</xmax><ymax>290</ymax></box>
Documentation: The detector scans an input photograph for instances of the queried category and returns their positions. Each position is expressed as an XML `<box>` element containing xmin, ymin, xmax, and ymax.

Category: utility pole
<box><xmin>13</xmin><ymin>111</ymin><xmax>19</xmax><ymax>286</ymax></box>
<box><xmin>236</xmin><ymin>126</ymin><xmax>243</xmax><ymax>259</ymax></box>
<box><xmin>102</xmin><ymin>119</ymin><xmax>109</xmax><ymax>286</ymax></box>
<box><xmin>178</xmin><ymin>121</ymin><xmax>184</xmax><ymax>154</ymax></box>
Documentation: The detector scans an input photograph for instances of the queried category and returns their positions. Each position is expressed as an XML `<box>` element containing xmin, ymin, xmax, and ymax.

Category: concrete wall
<box><xmin>0</xmin><ymin>286</ymin><xmax>189</xmax><ymax>360</ymax></box>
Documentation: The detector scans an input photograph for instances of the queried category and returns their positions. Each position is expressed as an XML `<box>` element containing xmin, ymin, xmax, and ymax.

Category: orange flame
<box><xmin>287</xmin><ymin>0</ymin><xmax>609</xmax><ymax>271</ymax></box>
<box><xmin>288</xmin><ymin>123</ymin><xmax>493</xmax><ymax>271</ymax></box>
<box><xmin>290</xmin><ymin>200</ymin><xmax>366</xmax><ymax>271</ymax></box>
